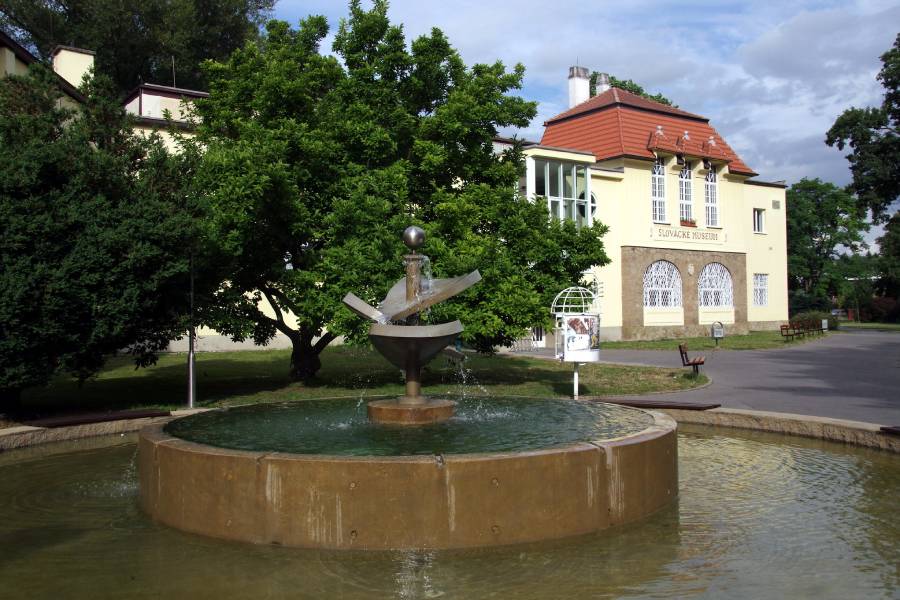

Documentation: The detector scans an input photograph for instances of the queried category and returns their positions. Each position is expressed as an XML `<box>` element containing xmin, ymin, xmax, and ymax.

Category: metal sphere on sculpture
<box><xmin>402</xmin><ymin>226</ymin><xmax>426</xmax><ymax>250</ymax></box>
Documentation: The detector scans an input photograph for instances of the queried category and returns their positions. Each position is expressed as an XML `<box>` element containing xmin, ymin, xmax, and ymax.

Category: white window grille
<box><xmin>705</xmin><ymin>167</ymin><xmax>719</xmax><ymax>227</ymax></box>
<box><xmin>651</xmin><ymin>160</ymin><xmax>666</xmax><ymax>223</ymax></box>
<box><xmin>536</xmin><ymin>160</ymin><xmax>590</xmax><ymax>228</ymax></box>
<box><xmin>679</xmin><ymin>163</ymin><xmax>693</xmax><ymax>222</ymax></box>
<box><xmin>643</xmin><ymin>260</ymin><xmax>683</xmax><ymax>308</ymax></box>
<box><xmin>753</xmin><ymin>273</ymin><xmax>768</xmax><ymax>306</ymax></box>
<box><xmin>753</xmin><ymin>208</ymin><xmax>766</xmax><ymax>233</ymax></box>
<box><xmin>698</xmin><ymin>263</ymin><xmax>734</xmax><ymax>308</ymax></box>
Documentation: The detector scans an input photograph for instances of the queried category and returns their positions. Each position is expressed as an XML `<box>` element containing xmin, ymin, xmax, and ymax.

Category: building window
<box><xmin>643</xmin><ymin>260</ymin><xmax>683</xmax><ymax>308</ymax></box>
<box><xmin>698</xmin><ymin>263</ymin><xmax>734</xmax><ymax>308</ymax></box>
<box><xmin>679</xmin><ymin>162</ymin><xmax>693</xmax><ymax>222</ymax></box>
<box><xmin>535</xmin><ymin>159</ymin><xmax>589</xmax><ymax>228</ymax></box>
<box><xmin>705</xmin><ymin>167</ymin><xmax>718</xmax><ymax>227</ymax></box>
<box><xmin>753</xmin><ymin>208</ymin><xmax>765</xmax><ymax>233</ymax></box>
<box><xmin>753</xmin><ymin>273</ymin><xmax>768</xmax><ymax>306</ymax></box>
<box><xmin>651</xmin><ymin>159</ymin><xmax>666</xmax><ymax>223</ymax></box>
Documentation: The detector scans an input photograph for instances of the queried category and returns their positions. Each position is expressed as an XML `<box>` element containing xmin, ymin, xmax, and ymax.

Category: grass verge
<box><xmin>600</xmin><ymin>329</ymin><xmax>833</xmax><ymax>351</ymax></box>
<box><xmin>17</xmin><ymin>346</ymin><xmax>707</xmax><ymax>416</ymax></box>
<box><xmin>838</xmin><ymin>321</ymin><xmax>900</xmax><ymax>332</ymax></box>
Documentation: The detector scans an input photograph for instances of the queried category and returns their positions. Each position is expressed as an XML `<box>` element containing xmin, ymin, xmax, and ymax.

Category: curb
<box><xmin>662</xmin><ymin>407</ymin><xmax>899</xmax><ymax>453</ymax></box>
<box><xmin>0</xmin><ymin>408</ymin><xmax>210</xmax><ymax>451</ymax></box>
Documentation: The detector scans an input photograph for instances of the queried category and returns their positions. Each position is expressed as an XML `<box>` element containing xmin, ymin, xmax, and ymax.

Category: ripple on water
<box><xmin>0</xmin><ymin>425</ymin><xmax>897</xmax><ymax>600</ymax></box>
<box><xmin>164</xmin><ymin>397</ymin><xmax>655</xmax><ymax>456</ymax></box>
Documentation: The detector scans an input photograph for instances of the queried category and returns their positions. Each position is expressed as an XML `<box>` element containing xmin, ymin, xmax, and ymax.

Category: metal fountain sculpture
<box><xmin>342</xmin><ymin>226</ymin><xmax>481</xmax><ymax>424</ymax></box>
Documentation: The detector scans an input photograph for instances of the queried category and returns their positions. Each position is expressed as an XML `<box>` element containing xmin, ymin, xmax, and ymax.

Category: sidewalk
<box><xmin>517</xmin><ymin>330</ymin><xmax>900</xmax><ymax>425</ymax></box>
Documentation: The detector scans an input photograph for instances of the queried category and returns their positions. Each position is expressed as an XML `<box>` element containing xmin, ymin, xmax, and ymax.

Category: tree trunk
<box><xmin>289</xmin><ymin>340</ymin><xmax>322</xmax><ymax>383</ymax></box>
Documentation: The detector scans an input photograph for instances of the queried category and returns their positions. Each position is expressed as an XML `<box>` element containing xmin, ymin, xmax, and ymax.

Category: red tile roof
<box><xmin>541</xmin><ymin>88</ymin><xmax>756</xmax><ymax>176</ymax></box>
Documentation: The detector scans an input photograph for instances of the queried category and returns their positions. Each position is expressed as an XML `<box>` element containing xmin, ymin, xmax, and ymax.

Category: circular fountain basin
<box><xmin>139</xmin><ymin>398</ymin><xmax>677</xmax><ymax>550</ymax></box>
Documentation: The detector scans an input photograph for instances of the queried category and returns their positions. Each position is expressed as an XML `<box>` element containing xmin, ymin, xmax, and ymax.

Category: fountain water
<box><xmin>341</xmin><ymin>226</ymin><xmax>481</xmax><ymax>424</ymax></box>
<box><xmin>137</xmin><ymin>227</ymin><xmax>678</xmax><ymax>550</ymax></box>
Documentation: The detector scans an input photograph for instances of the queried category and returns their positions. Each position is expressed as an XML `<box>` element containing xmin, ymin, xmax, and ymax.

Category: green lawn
<box><xmin>838</xmin><ymin>321</ymin><xmax>900</xmax><ymax>332</ymax></box>
<box><xmin>18</xmin><ymin>346</ymin><xmax>707</xmax><ymax>416</ymax></box>
<box><xmin>601</xmin><ymin>329</ymin><xmax>832</xmax><ymax>351</ymax></box>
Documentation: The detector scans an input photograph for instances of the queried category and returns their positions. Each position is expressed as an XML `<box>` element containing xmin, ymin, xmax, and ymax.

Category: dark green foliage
<box><xmin>0</xmin><ymin>65</ymin><xmax>199</xmax><ymax>408</ymax></box>
<box><xmin>189</xmin><ymin>2</ymin><xmax>610</xmax><ymax>381</ymax></box>
<box><xmin>876</xmin><ymin>211</ymin><xmax>900</xmax><ymax>298</ymax></box>
<box><xmin>826</xmin><ymin>34</ymin><xmax>900</xmax><ymax>223</ymax></box>
<box><xmin>1</xmin><ymin>0</ymin><xmax>273</xmax><ymax>95</ymax></box>
<box><xmin>788</xmin><ymin>290</ymin><xmax>831</xmax><ymax>315</ymax></box>
<box><xmin>786</xmin><ymin>178</ymin><xmax>868</xmax><ymax>295</ymax></box>
<box><xmin>589</xmin><ymin>72</ymin><xmax>674</xmax><ymax>106</ymax></box>
<box><xmin>790</xmin><ymin>310</ymin><xmax>838</xmax><ymax>331</ymax></box>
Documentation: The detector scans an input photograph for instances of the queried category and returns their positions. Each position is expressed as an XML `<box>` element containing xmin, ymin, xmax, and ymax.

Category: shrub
<box><xmin>791</xmin><ymin>310</ymin><xmax>838</xmax><ymax>330</ymax></box>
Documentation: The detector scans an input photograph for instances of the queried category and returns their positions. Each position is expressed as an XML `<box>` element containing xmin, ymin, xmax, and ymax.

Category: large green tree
<box><xmin>189</xmin><ymin>1</ymin><xmax>609</xmax><ymax>382</ymax></box>
<box><xmin>826</xmin><ymin>34</ymin><xmax>900</xmax><ymax>223</ymax></box>
<box><xmin>0</xmin><ymin>65</ymin><xmax>202</xmax><ymax>409</ymax></box>
<box><xmin>786</xmin><ymin>178</ymin><xmax>869</xmax><ymax>297</ymax></box>
<box><xmin>1</xmin><ymin>0</ymin><xmax>273</xmax><ymax>94</ymax></box>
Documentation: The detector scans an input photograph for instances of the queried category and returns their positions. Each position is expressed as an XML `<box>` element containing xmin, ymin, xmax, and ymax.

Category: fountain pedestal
<box><xmin>367</xmin><ymin>398</ymin><xmax>457</xmax><ymax>425</ymax></box>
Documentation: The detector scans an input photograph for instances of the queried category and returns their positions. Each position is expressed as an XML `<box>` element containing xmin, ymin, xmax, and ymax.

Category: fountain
<box><xmin>137</xmin><ymin>227</ymin><xmax>678</xmax><ymax>550</ymax></box>
<box><xmin>341</xmin><ymin>225</ymin><xmax>481</xmax><ymax>424</ymax></box>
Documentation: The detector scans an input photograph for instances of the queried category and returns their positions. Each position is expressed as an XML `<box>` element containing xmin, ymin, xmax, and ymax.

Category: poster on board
<box><xmin>562</xmin><ymin>314</ymin><xmax>600</xmax><ymax>362</ymax></box>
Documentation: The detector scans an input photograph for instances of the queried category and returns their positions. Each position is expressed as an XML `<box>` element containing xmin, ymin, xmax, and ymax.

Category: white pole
<box><xmin>573</xmin><ymin>362</ymin><xmax>579</xmax><ymax>399</ymax></box>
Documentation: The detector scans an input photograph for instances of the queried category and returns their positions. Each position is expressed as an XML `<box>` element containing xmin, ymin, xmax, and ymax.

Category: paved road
<box><xmin>523</xmin><ymin>330</ymin><xmax>900</xmax><ymax>425</ymax></box>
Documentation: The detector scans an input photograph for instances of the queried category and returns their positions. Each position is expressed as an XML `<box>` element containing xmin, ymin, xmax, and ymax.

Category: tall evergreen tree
<box><xmin>0</xmin><ymin>65</ymin><xmax>203</xmax><ymax>409</ymax></box>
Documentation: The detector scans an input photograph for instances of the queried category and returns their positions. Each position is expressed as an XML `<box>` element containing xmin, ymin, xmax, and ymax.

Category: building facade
<box><xmin>504</xmin><ymin>66</ymin><xmax>788</xmax><ymax>342</ymax></box>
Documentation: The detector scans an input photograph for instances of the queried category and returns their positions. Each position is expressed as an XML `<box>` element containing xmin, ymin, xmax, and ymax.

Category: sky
<box><xmin>274</xmin><ymin>0</ymin><xmax>899</xmax><ymax>243</ymax></box>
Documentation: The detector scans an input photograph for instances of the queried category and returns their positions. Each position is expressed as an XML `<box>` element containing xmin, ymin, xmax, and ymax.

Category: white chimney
<box><xmin>51</xmin><ymin>46</ymin><xmax>95</xmax><ymax>88</ymax></box>
<box><xmin>568</xmin><ymin>66</ymin><xmax>590</xmax><ymax>108</ymax></box>
<box><xmin>595</xmin><ymin>72</ymin><xmax>611</xmax><ymax>95</ymax></box>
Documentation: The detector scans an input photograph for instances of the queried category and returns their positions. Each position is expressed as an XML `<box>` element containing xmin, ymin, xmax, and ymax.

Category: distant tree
<box><xmin>826</xmin><ymin>34</ymin><xmax>900</xmax><ymax>223</ymax></box>
<box><xmin>876</xmin><ymin>211</ymin><xmax>900</xmax><ymax>298</ymax></box>
<box><xmin>0</xmin><ymin>0</ymin><xmax>273</xmax><ymax>94</ymax></box>
<box><xmin>189</xmin><ymin>2</ymin><xmax>610</xmax><ymax>382</ymax></box>
<box><xmin>0</xmin><ymin>65</ymin><xmax>204</xmax><ymax>410</ymax></box>
<box><xmin>589</xmin><ymin>72</ymin><xmax>674</xmax><ymax>106</ymax></box>
<box><xmin>786</xmin><ymin>178</ymin><xmax>869</xmax><ymax>297</ymax></box>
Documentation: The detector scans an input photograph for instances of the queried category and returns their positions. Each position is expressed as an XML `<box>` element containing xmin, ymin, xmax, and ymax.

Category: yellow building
<box><xmin>501</xmin><ymin>66</ymin><xmax>788</xmax><ymax>342</ymax></box>
<box><xmin>1</xmin><ymin>31</ymin><xmax>86</xmax><ymax>110</ymax></box>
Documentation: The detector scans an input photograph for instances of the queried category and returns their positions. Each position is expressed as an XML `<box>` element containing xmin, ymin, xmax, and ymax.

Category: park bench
<box><xmin>678</xmin><ymin>344</ymin><xmax>705</xmax><ymax>376</ymax></box>
<box><xmin>780</xmin><ymin>324</ymin><xmax>795</xmax><ymax>341</ymax></box>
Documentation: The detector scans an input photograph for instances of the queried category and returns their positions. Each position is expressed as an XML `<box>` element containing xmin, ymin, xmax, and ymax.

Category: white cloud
<box><xmin>273</xmin><ymin>0</ymin><xmax>897</xmax><ymax>190</ymax></box>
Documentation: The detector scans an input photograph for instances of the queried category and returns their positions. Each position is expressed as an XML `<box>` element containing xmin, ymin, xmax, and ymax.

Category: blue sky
<box><xmin>274</xmin><ymin>1</ymin><xmax>899</xmax><ymax>240</ymax></box>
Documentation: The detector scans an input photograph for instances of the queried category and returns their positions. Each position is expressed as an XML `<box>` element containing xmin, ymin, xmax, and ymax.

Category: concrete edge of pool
<box><xmin>1</xmin><ymin>405</ymin><xmax>897</xmax><ymax>453</ymax></box>
<box><xmin>136</xmin><ymin>409</ymin><xmax>678</xmax><ymax>550</ymax></box>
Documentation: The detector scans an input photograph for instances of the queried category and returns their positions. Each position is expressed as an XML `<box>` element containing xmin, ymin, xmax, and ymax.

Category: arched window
<box><xmin>651</xmin><ymin>159</ymin><xmax>666</xmax><ymax>223</ymax></box>
<box><xmin>698</xmin><ymin>263</ymin><xmax>733</xmax><ymax>307</ymax></box>
<box><xmin>643</xmin><ymin>261</ymin><xmax>683</xmax><ymax>308</ymax></box>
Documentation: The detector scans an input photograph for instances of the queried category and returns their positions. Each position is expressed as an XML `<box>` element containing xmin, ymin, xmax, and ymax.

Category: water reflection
<box><xmin>0</xmin><ymin>426</ymin><xmax>897</xmax><ymax>599</ymax></box>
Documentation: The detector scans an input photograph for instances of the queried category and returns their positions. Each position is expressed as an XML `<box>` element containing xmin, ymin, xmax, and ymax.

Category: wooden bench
<box><xmin>678</xmin><ymin>344</ymin><xmax>705</xmax><ymax>376</ymax></box>
<box><xmin>780</xmin><ymin>324</ymin><xmax>795</xmax><ymax>341</ymax></box>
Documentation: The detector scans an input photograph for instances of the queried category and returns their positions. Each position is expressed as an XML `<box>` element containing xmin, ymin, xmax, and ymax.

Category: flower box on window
<box><xmin>680</xmin><ymin>218</ymin><xmax>697</xmax><ymax>227</ymax></box>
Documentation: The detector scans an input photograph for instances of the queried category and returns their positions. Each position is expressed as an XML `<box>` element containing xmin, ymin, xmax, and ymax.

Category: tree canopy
<box><xmin>1</xmin><ymin>0</ymin><xmax>273</xmax><ymax>94</ymax></box>
<box><xmin>826</xmin><ymin>33</ymin><xmax>900</xmax><ymax>223</ymax></box>
<box><xmin>786</xmin><ymin>178</ymin><xmax>869</xmax><ymax>298</ymax></box>
<box><xmin>189</xmin><ymin>1</ymin><xmax>610</xmax><ymax>382</ymax></box>
<box><xmin>589</xmin><ymin>72</ymin><xmax>674</xmax><ymax>106</ymax></box>
<box><xmin>0</xmin><ymin>65</ymin><xmax>202</xmax><ymax>408</ymax></box>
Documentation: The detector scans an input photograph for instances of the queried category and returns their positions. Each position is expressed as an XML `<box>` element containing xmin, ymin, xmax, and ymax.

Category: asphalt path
<box><xmin>525</xmin><ymin>330</ymin><xmax>900</xmax><ymax>425</ymax></box>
